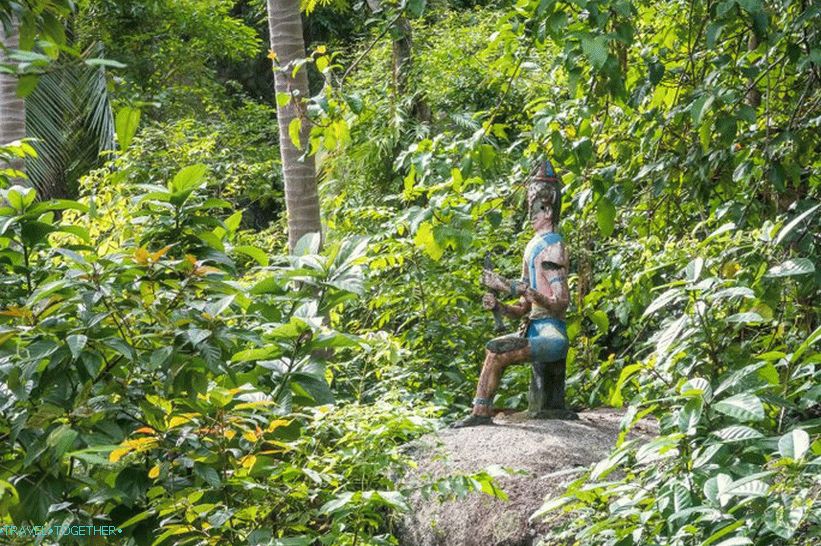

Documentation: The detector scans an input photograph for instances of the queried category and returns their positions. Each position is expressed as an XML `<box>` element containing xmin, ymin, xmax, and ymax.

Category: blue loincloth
<box><xmin>527</xmin><ymin>317</ymin><xmax>568</xmax><ymax>362</ymax></box>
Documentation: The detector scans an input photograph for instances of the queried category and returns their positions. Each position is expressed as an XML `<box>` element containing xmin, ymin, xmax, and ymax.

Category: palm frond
<box><xmin>25</xmin><ymin>42</ymin><xmax>114</xmax><ymax>198</ymax></box>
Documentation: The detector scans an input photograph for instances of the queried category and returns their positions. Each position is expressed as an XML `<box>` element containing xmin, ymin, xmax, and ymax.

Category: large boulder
<box><xmin>398</xmin><ymin>409</ymin><xmax>654</xmax><ymax>546</ymax></box>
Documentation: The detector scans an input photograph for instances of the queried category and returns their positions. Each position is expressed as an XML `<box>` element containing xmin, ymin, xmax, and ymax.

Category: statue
<box><xmin>454</xmin><ymin>158</ymin><xmax>575</xmax><ymax>428</ymax></box>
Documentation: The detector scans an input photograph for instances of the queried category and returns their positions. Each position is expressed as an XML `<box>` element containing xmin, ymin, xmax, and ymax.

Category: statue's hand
<box><xmin>482</xmin><ymin>292</ymin><xmax>498</xmax><ymax>311</ymax></box>
<box><xmin>523</xmin><ymin>287</ymin><xmax>542</xmax><ymax>304</ymax></box>
<box><xmin>481</xmin><ymin>269</ymin><xmax>507</xmax><ymax>292</ymax></box>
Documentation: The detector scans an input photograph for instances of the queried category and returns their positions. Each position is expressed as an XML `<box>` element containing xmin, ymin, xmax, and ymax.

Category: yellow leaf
<box><xmin>194</xmin><ymin>265</ymin><xmax>221</xmax><ymax>276</ymax></box>
<box><xmin>134</xmin><ymin>427</ymin><xmax>156</xmax><ymax>435</ymax></box>
<box><xmin>224</xmin><ymin>429</ymin><xmax>236</xmax><ymax>440</ymax></box>
<box><xmin>413</xmin><ymin>222</ymin><xmax>443</xmax><ymax>261</ymax></box>
<box><xmin>134</xmin><ymin>247</ymin><xmax>150</xmax><ymax>265</ymax></box>
<box><xmin>288</xmin><ymin>118</ymin><xmax>302</xmax><ymax>150</ymax></box>
<box><xmin>168</xmin><ymin>415</ymin><xmax>191</xmax><ymax>429</ymax></box>
<box><xmin>148</xmin><ymin>465</ymin><xmax>160</xmax><ymax>479</ymax></box>
<box><xmin>109</xmin><ymin>447</ymin><xmax>131</xmax><ymax>463</ymax></box>
<box><xmin>267</xmin><ymin>419</ymin><xmax>291</xmax><ymax>432</ymax></box>
<box><xmin>124</xmin><ymin>437</ymin><xmax>158</xmax><ymax>451</ymax></box>
<box><xmin>267</xmin><ymin>50</ymin><xmax>277</xmax><ymax>61</ymax></box>
<box><xmin>150</xmin><ymin>245</ymin><xmax>173</xmax><ymax>262</ymax></box>
<box><xmin>242</xmin><ymin>430</ymin><xmax>258</xmax><ymax>443</ymax></box>
<box><xmin>241</xmin><ymin>455</ymin><xmax>256</xmax><ymax>469</ymax></box>
<box><xmin>721</xmin><ymin>261</ymin><xmax>740</xmax><ymax>278</ymax></box>
<box><xmin>0</xmin><ymin>306</ymin><xmax>32</xmax><ymax>319</ymax></box>
<box><xmin>316</xmin><ymin>45</ymin><xmax>327</xmax><ymax>54</ymax></box>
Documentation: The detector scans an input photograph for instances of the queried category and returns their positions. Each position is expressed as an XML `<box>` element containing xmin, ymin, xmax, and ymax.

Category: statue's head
<box><xmin>527</xmin><ymin>158</ymin><xmax>562</xmax><ymax>230</ymax></box>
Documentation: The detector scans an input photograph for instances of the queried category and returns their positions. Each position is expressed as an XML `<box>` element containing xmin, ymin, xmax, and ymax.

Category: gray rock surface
<box><xmin>398</xmin><ymin>409</ymin><xmax>655</xmax><ymax>546</ymax></box>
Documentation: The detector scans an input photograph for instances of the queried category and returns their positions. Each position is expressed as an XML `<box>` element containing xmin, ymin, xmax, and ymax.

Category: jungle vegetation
<box><xmin>0</xmin><ymin>0</ymin><xmax>818</xmax><ymax>545</ymax></box>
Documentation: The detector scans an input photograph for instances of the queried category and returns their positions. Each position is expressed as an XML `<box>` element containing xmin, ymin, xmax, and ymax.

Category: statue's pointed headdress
<box><xmin>527</xmin><ymin>158</ymin><xmax>563</xmax><ymax>221</ymax></box>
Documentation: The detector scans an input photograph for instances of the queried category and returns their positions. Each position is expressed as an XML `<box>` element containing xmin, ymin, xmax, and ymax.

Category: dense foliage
<box><xmin>1</xmin><ymin>0</ymin><xmax>818</xmax><ymax>545</ymax></box>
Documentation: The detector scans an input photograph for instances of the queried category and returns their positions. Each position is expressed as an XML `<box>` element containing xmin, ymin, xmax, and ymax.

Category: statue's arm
<box><xmin>524</xmin><ymin>279</ymin><xmax>569</xmax><ymax>312</ymax></box>
<box><xmin>498</xmin><ymin>296</ymin><xmax>531</xmax><ymax>318</ymax></box>
<box><xmin>481</xmin><ymin>260</ymin><xmax>532</xmax><ymax>318</ymax></box>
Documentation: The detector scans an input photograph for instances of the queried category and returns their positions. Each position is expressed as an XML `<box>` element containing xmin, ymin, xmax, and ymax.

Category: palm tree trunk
<box><xmin>266</xmin><ymin>0</ymin><xmax>322</xmax><ymax>252</ymax></box>
<box><xmin>0</xmin><ymin>19</ymin><xmax>27</xmax><ymax>178</ymax></box>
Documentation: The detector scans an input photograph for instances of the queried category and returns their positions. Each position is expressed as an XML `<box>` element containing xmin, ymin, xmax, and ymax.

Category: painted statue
<box><xmin>454</xmin><ymin>159</ymin><xmax>573</xmax><ymax>428</ymax></box>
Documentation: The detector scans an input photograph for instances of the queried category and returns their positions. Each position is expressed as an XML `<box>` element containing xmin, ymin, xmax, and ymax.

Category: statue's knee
<box><xmin>486</xmin><ymin>336</ymin><xmax>528</xmax><ymax>354</ymax></box>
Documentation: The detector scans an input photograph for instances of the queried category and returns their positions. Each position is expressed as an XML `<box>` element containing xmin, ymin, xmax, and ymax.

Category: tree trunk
<box><xmin>266</xmin><ymin>0</ymin><xmax>322</xmax><ymax>252</ymax></box>
<box><xmin>363</xmin><ymin>0</ymin><xmax>429</xmax><ymax>122</ymax></box>
<box><xmin>391</xmin><ymin>15</ymin><xmax>413</xmax><ymax>96</ymax></box>
<box><xmin>746</xmin><ymin>33</ymin><xmax>761</xmax><ymax>108</ymax></box>
<box><xmin>0</xmin><ymin>19</ymin><xmax>27</xmax><ymax>178</ymax></box>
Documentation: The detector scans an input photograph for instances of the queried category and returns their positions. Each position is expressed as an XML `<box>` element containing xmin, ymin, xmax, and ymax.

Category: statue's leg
<box><xmin>529</xmin><ymin>358</ymin><xmax>567</xmax><ymax>414</ymax></box>
<box><xmin>471</xmin><ymin>334</ymin><xmax>531</xmax><ymax>417</ymax></box>
<box><xmin>527</xmin><ymin>320</ymin><xmax>575</xmax><ymax>419</ymax></box>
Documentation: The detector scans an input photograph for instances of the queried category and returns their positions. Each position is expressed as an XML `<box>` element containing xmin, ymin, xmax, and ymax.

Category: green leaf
<box><xmin>773</xmin><ymin>204</ymin><xmax>820</xmax><ymax>245</ymax></box>
<box><xmin>119</xmin><ymin>509</ymin><xmax>156</xmax><ymax>529</ymax></box>
<box><xmin>275</xmin><ymin>92</ymin><xmax>292</xmax><ymax>107</ymax></box>
<box><xmin>288</xmin><ymin>118</ymin><xmax>302</xmax><ymax>149</ymax></box>
<box><xmin>700</xmin><ymin>519</ymin><xmax>745</xmax><ymax>545</ymax></box>
<box><xmin>320</xmin><ymin>491</ymin><xmax>355</xmax><ymax>515</ymax></box>
<box><xmin>703</xmin><ymin>473</ymin><xmax>732</xmax><ymax>506</ymax></box>
<box><xmin>47</xmin><ymin>425</ymin><xmax>78</xmax><ymax>459</ymax></box>
<box><xmin>643</xmin><ymin>287</ymin><xmax>684</xmax><ymax>318</ymax></box>
<box><xmin>778</xmin><ymin>429</ymin><xmax>809</xmax><ymax>460</ymax></box>
<box><xmin>414</xmin><ymin>221</ymin><xmax>443</xmax><ymax>261</ymax></box>
<box><xmin>691</xmin><ymin>95</ymin><xmax>714</xmax><ymax>126</ymax></box>
<box><xmin>6</xmin><ymin>186</ymin><xmax>36</xmax><ymax>211</ymax></box>
<box><xmin>609</xmin><ymin>363</ymin><xmax>641</xmax><ymax>407</ymax></box>
<box><xmin>713</xmin><ymin>393</ymin><xmax>765</xmax><ymax>422</ymax></box>
<box><xmin>590</xmin><ymin>310</ymin><xmax>609</xmax><ymax>333</ymax></box>
<box><xmin>231</xmin><ymin>346</ymin><xmax>280</xmax><ymax>362</ymax></box>
<box><xmin>726</xmin><ymin>312</ymin><xmax>765</xmax><ymax>323</ymax></box>
<box><xmin>84</xmin><ymin>58</ymin><xmax>127</xmax><ymax>68</ymax></box>
<box><xmin>766</xmin><ymin>258</ymin><xmax>814</xmax><ymax>277</ymax></box>
<box><xmin>224</xmin><ymin>211</ymin><xmax>242</xmax><ymax>233</ymax></box>
<box><xmin>250</xmin><ymin>276</ymin><xmax>284</xmax><ymax>295</ymax></box>
<box><xmin>67</xmin><ymin>334</ymin><xmax>87</xmax><ymax>359</ymax></box>
<box><xmin>678</xmin><ymin>398</ymin><xmax>703</xmax><ymax>434</ymax></box>
<box><xmin>596</xmin><ymin>197</ymin><xmax>616</xmax><ymax>237</ymax></box>
<box><xmin>57</xmin><ymin>225</ymin><xmax>91</xmax><ymax>243</ymax></box>
<box><xmin>712</xmin><ymin>538</ymin><xmax>752</xmax><ymax>546</ymax></box>
<box><xmin>17</xmin><ymin>75</ymin><xmax>40</xmax><ymax>98</ymax></box>
<box><xmin>21</xmin><ymin>221</ymin><xmax>56</xmax><ymax>246</ymax></box>
<box><xmin>235</xmin><ymin>245</ymin><xmax>269</xmax><ymax>267</ymax></box>
<box><xmin>685</xmin><ymin>257</ymin><xmax>704</xmax><ymax>282</ymax></box>
<box><xmin>715</xmin><ymin>532</ymin><xmax>753</xmax><ymax>546</ymax></box>
<box><xmin>712</xmin><ymin>425</ymin><xmax>763</xmax><ymax>442</ymax></box>
<box><xmin>680</xmin><ymin>378</ymin><xmax>713</xmax><ymax>402</ymax></box>
<box><xmin>170</xmin><ymin>164</ymin><xmax>208</xmax><ymax>194</ymax></box>
<box><xmin>115</xmin><ymin>107</ymin><xmax>141</xmax><ymax>151</ymax></box>
<box><xmin>407</xmin><ymin>0</ymin><xmax>427</xmax><ymax>17</ymax></box>
<box><xmin>581</xmin><ymin>35</ymin><xmax>609</xmax><ymax>69</ymax></box>
<box><xmin>764</xmin><ymin>499</ymin><xmax>805</xmax><ymax>539</ymax></box>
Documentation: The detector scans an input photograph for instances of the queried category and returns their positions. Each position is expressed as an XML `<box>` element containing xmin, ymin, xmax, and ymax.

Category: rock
<box><xmin>398</xmin><ymin>409</ymin><xmax>653</xmax><ymax>546</ymax></box>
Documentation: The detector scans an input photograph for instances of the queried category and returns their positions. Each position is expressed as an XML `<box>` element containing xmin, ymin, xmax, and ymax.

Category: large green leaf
<box><xmin>778</xmin><ymin>429</ymin><xmax>809</xmax><ymax>460</ymax></box>
<box><xmin>766</xmin><ymin>258</ymin><xmax>814</xmax><ymax>277</ymax></box>
<box><xmin>115</xmin><ymin>106</ymin><xmax>141</xmax><ymax>151</ymax></box>
<box><xmin>713</xmin><ymin>393</ymin><xmax>765</xmax><ymax>422</ymax></box>
<box><xmin>596</xmin><ymin>197</ymin><xmax>616</xmax><ymax>237</ymax></box>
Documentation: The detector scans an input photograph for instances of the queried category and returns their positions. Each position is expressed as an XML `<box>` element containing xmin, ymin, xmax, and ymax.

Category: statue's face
<box><xmin>529</xmin><ymin>195</ymin><xmax>553</xmax><ymax>230</ymax></box>
<box><xmin>528</xmin><ymin>181</ymin><xmax>559</xmax><ymax>231</ymax></box>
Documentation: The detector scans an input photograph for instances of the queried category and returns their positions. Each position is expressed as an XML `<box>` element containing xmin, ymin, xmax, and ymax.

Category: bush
<box><xmin>0</xmin><ymin>162</ymin><xmax>436</xmax><ymax>545</ymax></box>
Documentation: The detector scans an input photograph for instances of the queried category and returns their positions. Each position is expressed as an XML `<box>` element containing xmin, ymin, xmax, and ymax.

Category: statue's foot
<box><xmin>530</xmin><ymin>408</ymin><xmax>579</xmax><ymax>420</ymax></box>
<box><xmin>451</xmin><ymin>414</ymin><xmax>493</xmax><ymax>428</ymax></box>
